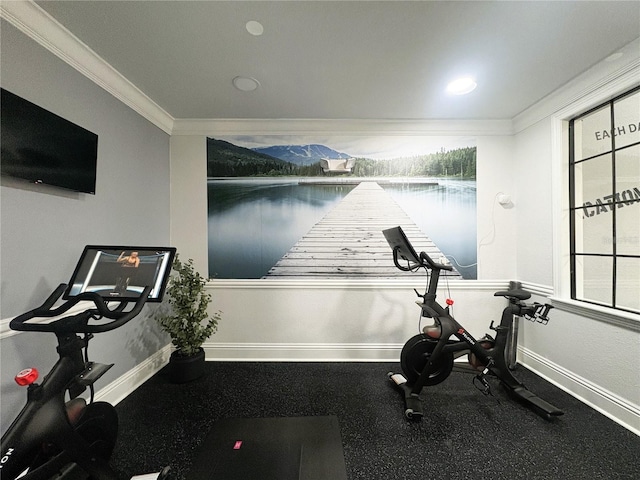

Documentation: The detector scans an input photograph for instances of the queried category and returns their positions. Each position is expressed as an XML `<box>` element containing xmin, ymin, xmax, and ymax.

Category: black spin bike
<box><xmin>383</xmin><ymin>227</ymin><xmax>564</xmax><ymax>421</ymax></box>
<box><xmin>1</xmin><ymin>246</ymin><xmax>176</xmax><ymax>479</ymax></box>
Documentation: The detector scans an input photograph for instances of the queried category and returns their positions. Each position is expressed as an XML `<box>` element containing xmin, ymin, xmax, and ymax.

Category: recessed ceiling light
<box><xmin>446</xmin><ymin>77</ymin><xmax>477</xmax><ymax>95</ymax></box>
<box><xmin>233</xmin><ymin>76</ymin><xmax>260</xmax><ymax>92</ymax></box>
<box><xmin>246</xmin><ymin>20</ymin><xmax>264</xmax><ymax>36</ymax></box>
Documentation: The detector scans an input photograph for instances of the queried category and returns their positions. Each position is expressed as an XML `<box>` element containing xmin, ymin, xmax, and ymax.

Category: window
<box><xmin>569</xmin><ymin>86</ymin><xmax>640</xmax><ymax>314</ymax></box>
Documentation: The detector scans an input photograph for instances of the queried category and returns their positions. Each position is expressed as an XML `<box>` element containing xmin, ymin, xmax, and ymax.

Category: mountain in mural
<box><xmin>252</xmin><ymin>144</ymin><xmax>351</xmax><ymax>166</ymax></box>
<box><xmin>207</xmin><ymin>137</ymin><xmax>296</xmax><ymax>177</ymax></box>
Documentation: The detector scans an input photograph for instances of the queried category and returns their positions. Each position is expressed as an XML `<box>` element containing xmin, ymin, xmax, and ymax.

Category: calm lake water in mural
<box><xmin>207</xmin><ymin>178</ymin><xmax>477</xmax><ymax>279</ymax></box>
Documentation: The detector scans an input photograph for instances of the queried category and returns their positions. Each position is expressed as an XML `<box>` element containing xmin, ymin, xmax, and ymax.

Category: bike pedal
<box><xmin>473</xmin><ymin>375</ymin><xmax>492</xmax><ymax>396</ymax></box>
<box><xmin>389</xmin><ymin>373</ymin><xmax>408</xmax><ymax>386</ymax></box>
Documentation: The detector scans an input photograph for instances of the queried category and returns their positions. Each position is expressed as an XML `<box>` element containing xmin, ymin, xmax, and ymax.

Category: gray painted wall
<box><xmin>1</xmin><ymin>21</ymin><xmax>171</xmax><ymax>432</ymax></box>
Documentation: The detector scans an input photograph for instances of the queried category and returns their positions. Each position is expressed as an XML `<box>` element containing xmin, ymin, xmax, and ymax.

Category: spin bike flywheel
<box><xmin>400</xmin><ymin>334</ymin><xmax>454</xmax><ymax>386</ymax></box>
<box><xmin>20</xmin><ymin>402</ymin><xmax>118</xmax><ymax>479</ymax></box>
<box><xmin>73</xmin><ymin>401</ymin><xmax>119</xmax><ymax>460</ymax></box>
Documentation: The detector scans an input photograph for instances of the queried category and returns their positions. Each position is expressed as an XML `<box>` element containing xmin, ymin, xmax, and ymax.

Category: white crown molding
<box><xmin>0</xmin><ymin>0</ymin><xmax>175</xmax><ymax>134</ymax></box>
<box><xmin>171</xmin><ymin>118</ymin><xmax>514</xmax><ymax>137</ymax></box>
<box><xmin>513</xmin><ymin>38</ymin><xmax>640</xmax><ymax>131</ymax></box>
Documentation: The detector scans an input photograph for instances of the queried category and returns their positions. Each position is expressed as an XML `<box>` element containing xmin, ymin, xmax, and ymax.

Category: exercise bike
<box><xmin>383</xmin><ymin>226</ymin><xmax>564</xmax><ymax>421</ymax></box>
<box><xmin>1</xmin><ymin>246</ymin><xmax>176</xmax><ymax>480</ymax></box>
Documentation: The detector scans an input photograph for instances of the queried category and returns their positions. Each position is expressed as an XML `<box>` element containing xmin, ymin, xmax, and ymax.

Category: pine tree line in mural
<box><xmin>350</xmin><ymin>147</ymin><xmax>476</xmax><ymax>178</ymax></box>
<box><xmin>207</xmin><ymin>137</ymin><xmax>475</xmax><ymax>178</ymax></box>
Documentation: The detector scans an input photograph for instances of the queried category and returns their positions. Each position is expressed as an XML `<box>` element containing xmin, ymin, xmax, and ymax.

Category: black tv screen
<box><xmin>64</xmin><ymin>246</ymin><xmax>176</xmax><ymax>302</ymax></box>
<box><xmin>1</xmin><ymin>88</ymin><xmax>98</xmax><ymax>194</ymax></box>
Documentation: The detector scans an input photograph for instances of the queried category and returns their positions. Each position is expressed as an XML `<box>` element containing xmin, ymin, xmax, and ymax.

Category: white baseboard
<box><xmin>94</xmin><ymin>345</ymin><xmax>171</xmax><ymax>406</ymax></box>
<box><xmin>520</xmin><ymin>346</ymin><xmax>640</xmax><ymax>436</ymax></box>
<box><xmin>202</xmin><ymin>342</ymin><xmax>402</xmax><ymax>362</ymax></box>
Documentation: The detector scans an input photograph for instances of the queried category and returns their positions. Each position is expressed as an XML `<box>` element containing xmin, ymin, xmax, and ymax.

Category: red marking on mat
<box><xmin>233</xmin><ymin>441</ymin><xmax>243</xmax><ymax>450</ymax></box>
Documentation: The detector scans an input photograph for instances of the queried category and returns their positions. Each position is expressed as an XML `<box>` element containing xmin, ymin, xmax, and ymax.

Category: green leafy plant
<box><xmin>156</xmin><ymin>255</ymin><xmax>220</xmax><ymax>357</ymax></box>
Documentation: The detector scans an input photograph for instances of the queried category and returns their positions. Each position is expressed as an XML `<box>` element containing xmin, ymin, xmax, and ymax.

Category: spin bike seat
<box><xmin>494</xmin><ymin>289</ymin><xmax>531</xmax><ymax>301</ymax></box>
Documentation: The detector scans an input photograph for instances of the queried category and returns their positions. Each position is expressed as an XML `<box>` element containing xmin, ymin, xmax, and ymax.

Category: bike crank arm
<box><xmin>388</xmin><ymin>373</ymin><xmax>424</xmax><ymax>420</ymax></box>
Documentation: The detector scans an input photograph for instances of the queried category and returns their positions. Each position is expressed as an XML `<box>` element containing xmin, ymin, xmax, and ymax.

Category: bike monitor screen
<box><xmin>63</xmin><ymin>246</ymin><xmax>176</xmax><ymax>302</ymax></box>
<box><xmin>382</xmin><ymin>226</ymin><xmax>422</xmax><ymax>265</ymax></box>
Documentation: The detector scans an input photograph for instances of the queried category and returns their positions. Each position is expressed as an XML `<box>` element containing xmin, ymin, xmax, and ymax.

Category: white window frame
<box><xmin>550</xmin><ymin>80</ymin><xmax>640</xmax><ymax>330</ymax></box>
<box><xmin>568</xmin><ymin>87</ymin><xmax>639</xmax><ymax>315</ymax></box>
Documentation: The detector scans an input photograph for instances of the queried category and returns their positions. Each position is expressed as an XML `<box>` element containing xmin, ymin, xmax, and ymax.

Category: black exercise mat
<box><xmin>187</xmin><ymin>416</ymin><xmax>347</xmax><ymax>480</ymax></box>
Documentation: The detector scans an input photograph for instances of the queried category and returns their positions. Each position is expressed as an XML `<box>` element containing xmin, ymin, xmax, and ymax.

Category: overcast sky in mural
<box><xmin>223</xmin><ymin>135</ymin><xmax>476</xmax><ymax>160</ymax></box>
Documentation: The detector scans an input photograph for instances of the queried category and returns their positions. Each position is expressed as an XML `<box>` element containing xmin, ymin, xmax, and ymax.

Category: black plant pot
<box><xmin>169</xmin><ymin>347</ymin><xmax>205</xmax><ymax>383</ymax></box>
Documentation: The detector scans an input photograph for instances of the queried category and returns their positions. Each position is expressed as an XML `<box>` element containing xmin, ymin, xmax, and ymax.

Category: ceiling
<box><xmin>29</xmin><ymin>1</ymin><xmax>640</xmax><ymax>121</ymax></box>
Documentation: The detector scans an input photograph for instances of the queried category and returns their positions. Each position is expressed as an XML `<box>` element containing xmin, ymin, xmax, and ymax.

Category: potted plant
<box><xmin>156</xmin><ymin>255</ymin><xmax>221</xmax><ymax>383</ymax></box>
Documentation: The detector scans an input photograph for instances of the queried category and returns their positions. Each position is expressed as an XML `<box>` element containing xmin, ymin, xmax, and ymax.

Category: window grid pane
<box><xmin>616</xmin><ymin>256</ymin><xmax>640</xmax><ymax>313</ymax></box>
<box><xmin>569</xmin><ymin>86</ymin><xmax>640</xmax><ymax>314</ymax></box>
<box><xmin>573</xmin><ymin>254</ymin><xmax>613</xmax><ymax>307</ymax></box>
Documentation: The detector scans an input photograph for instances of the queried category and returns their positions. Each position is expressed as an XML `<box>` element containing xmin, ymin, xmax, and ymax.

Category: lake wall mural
<box><xmin>207</xmin><ymin>136</ymin><xmax>477</xmax><ymax>280</ymax></box>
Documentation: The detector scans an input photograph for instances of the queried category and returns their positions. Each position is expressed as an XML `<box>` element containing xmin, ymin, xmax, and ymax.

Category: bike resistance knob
<box><xmin>15</xmin><ymin>367</ymin><xmax>39</xmax><ymax>386</ymax></box>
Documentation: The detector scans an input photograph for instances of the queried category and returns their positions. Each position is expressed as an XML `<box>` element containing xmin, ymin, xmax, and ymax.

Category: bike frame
<box><xmin>1</xmin><ymin>332</ymin><xmax>117</xmax><ymax>480</ymax></box>
<box><xmin>1</xmin><ymin>284</ymin><xmax>151</xmax><ymax>480</ymax></box>
<box><xmin>383</xmin><ymin>226</ymin><xmax>562</xmax><ymax>420</ymax></box>
<box><xmin>410</xmin><ymin>265</ymin><xmax>542</xmax><ymax>395</ymax></box>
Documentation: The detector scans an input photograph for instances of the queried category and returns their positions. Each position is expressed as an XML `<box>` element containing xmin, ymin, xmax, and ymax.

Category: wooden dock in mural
<box><xmin>264</xmin><ymin>181</ymin><xmax>461</xmax><ymax>278</ymax></box>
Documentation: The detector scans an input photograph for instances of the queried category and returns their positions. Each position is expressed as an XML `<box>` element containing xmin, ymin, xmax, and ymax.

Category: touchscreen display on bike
<box><xmin>382</xmin><ymin>226</ymin><xmax>422</xmax><ymax>265</ymax></box>
<box><xmin>63</xmin><ymin>246</ymin><xmax>176</xmax><ymax>302</ymax></box>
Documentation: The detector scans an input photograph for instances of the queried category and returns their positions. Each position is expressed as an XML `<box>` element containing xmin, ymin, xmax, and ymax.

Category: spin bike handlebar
<box><xmin>391</xmin><ymin>247</ymin><xmax>454</xmax><ymax>272</ymax></box>
<box><xmin>523</xmin><ymin>302</ymin><xmax>554</xmax><ymax>324</ymax></box>
<box><xmin>9</xmin><ymin>283</ymin><xmax>152</xmax><ymax>334</ymax></box>
<box><xmin>419</xmin><ymin>251</ymin><xmax>453</xmax><ymax>272</ymax></box>
<box><xmin>384</xmin><ymin>226</ymin><xmax>453</xmax><ymax>273</ymax></box>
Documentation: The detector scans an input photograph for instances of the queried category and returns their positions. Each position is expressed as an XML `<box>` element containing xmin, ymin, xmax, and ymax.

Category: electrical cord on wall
<box><xmin>478</xmin><ymin>191</ymin><xmax>505</xmax><ymax>249</ymax></box>
<box><xmin>443</xmin><ymin>191</ymin><xmax>508</xmax><ymax>272</ymax></box>
<box><xmin>444</xmin><ymin>254</ymin><xmax>477</xmax><ymax>269</ymax></box>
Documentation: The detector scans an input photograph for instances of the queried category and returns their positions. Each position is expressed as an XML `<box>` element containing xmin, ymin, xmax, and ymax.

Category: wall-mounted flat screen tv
<box><xmin>64</xmin><ymin>246</ymin><xmax>177</xmax><ymax>302</ymax></box>
<box><xmin>1</xmin><ymin>88</ymin><xmax>98</xmax><ymax>194</ymax></box>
